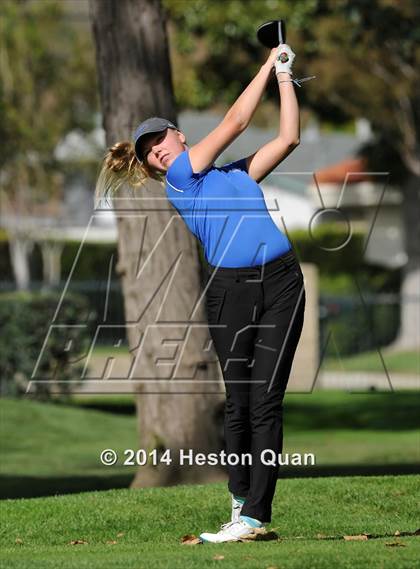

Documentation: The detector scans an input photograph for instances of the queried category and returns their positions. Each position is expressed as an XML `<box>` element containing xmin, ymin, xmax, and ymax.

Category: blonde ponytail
<box><xmin>94</xmin><ymin>141</ymin><xmax>165</xmax><ymax>208</ymax></box>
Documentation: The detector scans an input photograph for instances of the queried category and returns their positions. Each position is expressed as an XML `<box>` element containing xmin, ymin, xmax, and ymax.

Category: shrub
<box><xmin>288</xmin><ymin>226</ymin><xmax>401</xmax><ymax>355</ymax></box>
<box><xmin>289</xmin><ymin>224</ymin><xmax>366</xmax><ymax>274</ymax></box>
<box><xmin>0</xmin><ymin>291</ymin><xmax>94</xmax><ymax>399</ymax></box>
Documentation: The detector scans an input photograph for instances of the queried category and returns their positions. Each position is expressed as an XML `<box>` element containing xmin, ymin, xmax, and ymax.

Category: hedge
<box><xmin>0</xmin><ymin>290</ymin><xmax>94</xmax><ymax>399</ymax></box>
<box><xmin>1</xmin><ymin>224</ymin><xmax>368</xmax><ymax>282</ymax></box>
<box><xmin>1</xmin><ymin>225</ymin><xmax>401</xmax><ymax>361</ymax></box>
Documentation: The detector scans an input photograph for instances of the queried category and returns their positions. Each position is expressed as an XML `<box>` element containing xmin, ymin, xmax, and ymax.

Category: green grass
<box><xmin>1</xmin><ymin>392</ymin><xmax>419</xmax><ymax>500</ymax></box>
<box><xmin>1</xmin><ymin>476</ymin><xmax>419</xmax><ymax>568</ymax></box>
<box><xmin>0</xmin><ymin>398</ymin><xmax>137</xmax><ymax>477</ymax></box>
<box><xmin>0</xmin><ymin>398</ymin><xmax>138</xmax><ymax>498</ymax></box>
<box><xmin>88</xmin><ymin>345</ymin><xmax>130</xmax><ymax>357</ymax></box>
<box><xmin>1</xmin><ymin>393</ymin><xmax>419</xmax><ymax>566</ymax></box>
<box><xmin>283</xmin><ymin>391</ymin><xmax>420</xmax><ymax>468</ymax></box>
<box><xmin>324</xmin><ymin>349</ymin><xmax>419</xmax><ymax>374</ymax></box>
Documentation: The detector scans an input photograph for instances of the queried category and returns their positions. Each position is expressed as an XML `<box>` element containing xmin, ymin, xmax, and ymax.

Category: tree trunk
<box><xmin>89</xmin><ymin>0</ymin><xmax>225</xmax><ymax>488</ymax></box>
<box><xmin>40</xmin><ymin>241</ymin><xmax>64</xmax><ymax>288</ymax></box>
<box><xmin>7</xmin><ymin>232</ymin><xmax>33</xmax><ymax>291</ymax></box>
<box><xmin>389</xmin><ymin>172</ymin><xmax>420</xmax><ymax>351</ymax></box>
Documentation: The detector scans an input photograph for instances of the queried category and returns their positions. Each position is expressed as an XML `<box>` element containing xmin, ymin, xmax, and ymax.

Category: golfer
<box><xmin>95</xmin><ymin>43</ymin><xmax>305</xmax><ymax>543</ymax></box>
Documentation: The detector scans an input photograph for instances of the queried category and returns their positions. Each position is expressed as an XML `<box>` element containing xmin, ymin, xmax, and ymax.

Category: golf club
<box><xmin>257</xmin><ymin>19</ymin><xmax>286</xmax><ymax>48</ymax></box>
<box><xmin>257</xmin><ymin>19</ymin><xmax>316</xmax><ymax>86</ymax></box>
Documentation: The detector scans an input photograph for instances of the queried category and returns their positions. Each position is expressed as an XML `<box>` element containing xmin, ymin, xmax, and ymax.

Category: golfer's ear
<box><xmin>175</xmin><ymin>130</ymin><xmax>186</xmax><ymax>144</ymax></box>
<box><xmin>188</xmin><ymin>114</ymin><xmax>244</xmax><ymax>174</ymax></box>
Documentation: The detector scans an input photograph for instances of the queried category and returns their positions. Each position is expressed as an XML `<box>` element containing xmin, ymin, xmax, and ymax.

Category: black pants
<box><xmin>204</xmin><ymin>249</ymin><xmax>306</xmax><ymax>523</ymax></box>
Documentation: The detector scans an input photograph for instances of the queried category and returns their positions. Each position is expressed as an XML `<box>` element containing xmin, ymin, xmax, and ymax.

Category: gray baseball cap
<box><xmin>133</xmin><ymin>117</ymin><xmax>178</xmax><ymax>161</ymax></box>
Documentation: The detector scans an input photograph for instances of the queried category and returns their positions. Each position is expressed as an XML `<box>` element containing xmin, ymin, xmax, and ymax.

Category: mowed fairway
<box><xmin>1</xmin><ymin>475</ymin><xmax>419</xmax><ymax>569</ymax></box>
<box><xmin>1</xmin><ymin>393</ymin><xmax>419</xmax><ymax>567</ymax></box>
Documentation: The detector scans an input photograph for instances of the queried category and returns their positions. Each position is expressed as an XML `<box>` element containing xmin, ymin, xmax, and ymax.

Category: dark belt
<box><xmin>205</xmin><ymin>248</ymin><xmax>298</xmax><ymax>281</ymax></box>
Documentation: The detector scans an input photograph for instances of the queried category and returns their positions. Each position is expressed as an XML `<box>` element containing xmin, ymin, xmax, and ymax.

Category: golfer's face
<box><xmin>142</xmin><ymin>128</ymin><xmax>184</xmax><ymax>173</ymax></box>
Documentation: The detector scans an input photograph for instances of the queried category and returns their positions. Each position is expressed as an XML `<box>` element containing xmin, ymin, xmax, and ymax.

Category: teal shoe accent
<box><xmin>232</xmin><ymin>494</ymin><xmax>246</xmax><ymax>504</ymax></box>
<box><xmin>240</xmin><ymin>515</ymin><xmax>263</xmax><ymax>528</ymax></box>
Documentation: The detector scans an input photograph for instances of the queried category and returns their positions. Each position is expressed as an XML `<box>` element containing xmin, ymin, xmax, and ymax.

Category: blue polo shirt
<box><xmin>165</xmin><ymin>149</ymin><xmax>291</xmax><ymax>268</ymax></box>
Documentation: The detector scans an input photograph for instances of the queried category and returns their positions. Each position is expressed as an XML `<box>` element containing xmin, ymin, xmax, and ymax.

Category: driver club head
<box><xmin>257</xmin><ymin>19</ymin><xmax>286</xmax><ymax>48</ymax></box>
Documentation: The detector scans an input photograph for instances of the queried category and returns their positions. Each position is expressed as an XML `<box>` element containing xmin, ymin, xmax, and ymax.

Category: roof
<box><xmin>178</xmin><ymin>111</ymin><xmax>366</xmax><ymax>185</ymax></box>
<box><xmin>314</xmin><ymin>156</ymin><xmax>374</xmax><ymax>184</ymax></box>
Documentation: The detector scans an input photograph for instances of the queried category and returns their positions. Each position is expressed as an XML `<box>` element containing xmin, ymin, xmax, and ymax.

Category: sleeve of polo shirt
<box><xmin>165</xmin><ymin>150</ymin><xmax>203</xmax><ymax>194</ymax></box>
<box><xmin>219</xmin><ymin>157</ymin><xmax>248</xmax><ymax>173</ymax></box>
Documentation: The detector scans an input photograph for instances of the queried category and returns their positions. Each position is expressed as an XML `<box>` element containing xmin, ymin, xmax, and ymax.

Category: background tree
<box><xmin>163</xmin><ymin>0</ymin><xmax>318</xmax><ymax>126</ymax></box>
<box><xmin>0</xmin><ymin>0</ymin><xmax>97</xmax><ymax>290</ymax></box>
<box><xmin>300</xmin><ymin>0</ymin><xmax>420</xmax><ymax>350</ymax></box>
<box><xmin>163</xmin><ymin>0</ymin><xmax>420</xmax><ymax>350</ymax></box>
<box><xmin>89</xmin><ymin>0</ymin><xmax>224</xmax><ymax>489</ymax></box>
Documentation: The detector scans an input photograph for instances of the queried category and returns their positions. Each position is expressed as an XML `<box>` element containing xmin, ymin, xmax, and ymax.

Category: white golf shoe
<box><xmin>199</xmin><ymin>516</ymin><xmax>264</xmax><ymax>543</ymax></box>
<box><xmin>231</xmin><ymin>494</ymin><xmax>245</xmax><ymax>522</ymax></box>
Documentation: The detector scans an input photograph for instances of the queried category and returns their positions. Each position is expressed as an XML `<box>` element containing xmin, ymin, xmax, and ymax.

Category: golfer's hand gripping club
<box><xmin>274</xmin><ymin>43</ymin><xmax>295</xmax><ymax>76</ymax></box>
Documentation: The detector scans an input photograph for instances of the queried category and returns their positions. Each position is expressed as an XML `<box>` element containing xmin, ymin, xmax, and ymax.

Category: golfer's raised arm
<box><xmin>188</xmin><ymin>53</ymin><xmax>274</xmax><ymax>174</ymax></box>
<box><xmin>244</xmin><ymin>44</ymin><xmax>301</xmax><ymax>183</ymax></box>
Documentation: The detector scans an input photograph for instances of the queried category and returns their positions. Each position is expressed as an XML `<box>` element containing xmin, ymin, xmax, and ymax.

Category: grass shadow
<box><xmin>0</xmin><ymin>473</ymin><xmax>134</xmax><ymax>500</ymax></box>
<box><xmin>2</xmin><ymin>464</ymin><xmax>420</xmax><ymax>500</ymax></box>
<box><xmin>284</xmin><ymin>391</ymin><xmax>420</xmax><ymax>430</ymax></box>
